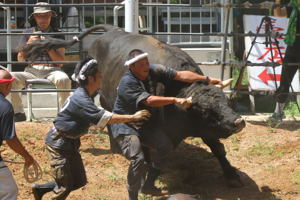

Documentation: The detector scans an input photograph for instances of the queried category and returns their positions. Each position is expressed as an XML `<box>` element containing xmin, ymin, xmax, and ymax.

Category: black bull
<box><xmin>24</xmin><ymin>25</ymin><xmax>246</xmax><ymax>187</ymax></box>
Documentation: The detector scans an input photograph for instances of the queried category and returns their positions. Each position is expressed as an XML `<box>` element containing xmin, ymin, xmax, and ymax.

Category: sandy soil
<box><xmin>1</xmin><ymin>120</ymin><xmax>299</xmax><ymax>200</ymax></box>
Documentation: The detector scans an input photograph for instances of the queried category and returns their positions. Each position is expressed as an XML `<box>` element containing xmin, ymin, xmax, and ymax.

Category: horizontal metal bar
<box><xmin>1</xmin><ymin>3</ymin><xmax>124</xmax><ymax>8</ymax></box>
<box><xmin>223</xmin><ymin>90</ymin><xmax>300</xmax><ymax>95</ymax></box>
<box><xmin>0</xmin><ymin>61</ymin><xmax>299</xmax><ymax>67</ymax></box>
<box><xmin>0</xmin><ymin>61</ymin><xmax>79</xmax><ymax>65</ymax></box>
<box><xmin>10</xmin><ymin>89</ymin><xmax>300</xmax><ymax>96</ymax></box>
<box><xmin>0</xmin><ymin>3</ymin><xmax>292</xmax><ymax>9</ymax></box>
<box><xmin>196</xmin><ymin>61</ymin><xmax>300</xmax><ymax>67</ymax></box>
<box><xmin>2</xmin><ymin>30</ymin><xmax>298</xmax><ymax>38</ymax></box>
<box><xmin>147</xmin><ymin>31</ymin><xmax>300</xmax><ymax>37</ymax></box>
<box><xmin>11</xmin><ymin>89</ymin><xmax>75</xmax><ymax>93</ymax></box>
<box><xmin>0</xmin><ymin>32</ymin><xmax>104</xmax><ymax>36</ymax></box>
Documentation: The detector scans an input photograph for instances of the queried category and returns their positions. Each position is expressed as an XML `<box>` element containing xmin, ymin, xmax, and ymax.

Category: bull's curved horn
<box><xmin>23</xmin><ymin>24</ymin><xmax>120</xmax><ymax>62</ymax></box>
<box><xmin>215</xmin><ymin>78</ymin><xmax>233</xmax><ymax>89</ymax></box>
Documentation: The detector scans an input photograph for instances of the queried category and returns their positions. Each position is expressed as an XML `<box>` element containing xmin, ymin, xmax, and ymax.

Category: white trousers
<box><xmin>0</xmin><ymin>161</ymin><xmax>18</xmax><ymax>200</ymax></box>
<box><xmin>8</xmin><ymin>70</ymin><xmax>71</xmax><ymax>113</ymax></box>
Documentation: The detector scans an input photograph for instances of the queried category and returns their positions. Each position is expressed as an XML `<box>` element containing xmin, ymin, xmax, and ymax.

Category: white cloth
<box><xmin>96</xmin><ymin>109</ymin><xmax>113</xmax><ymax>129</ymax></box>
<box><xmin>0</xmin><ymin>161</ymin><xmax>18</xmax><ymax>200</ymax></box>
<box><xmin>8</xmin><ymin>70</ymin><xmax>71</xmax><ymax>113</ymax></box>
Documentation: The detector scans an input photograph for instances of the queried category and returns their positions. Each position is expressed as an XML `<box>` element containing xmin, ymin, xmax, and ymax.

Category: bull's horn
<box><xmin>215</xmin><ymin>78</ymin><xmax>233</xmax><ymax>89</ymax></box>
<box><xmin>234</xmin><ymin>118</ymin><xmax>244</xmax><ymax>126</ymax></box>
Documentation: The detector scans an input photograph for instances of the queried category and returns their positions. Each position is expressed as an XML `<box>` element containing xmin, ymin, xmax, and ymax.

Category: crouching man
<box><xmin>31</xmin><ymin>58</ymin><xmax>150</xmax><ymax>200</ymax></box>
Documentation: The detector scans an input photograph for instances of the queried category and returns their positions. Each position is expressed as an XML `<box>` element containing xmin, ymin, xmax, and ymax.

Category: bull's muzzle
<box><xmin>233</xmin><ymin>118</ymin><xmax>246</xmax><ymax>133</ymax></box>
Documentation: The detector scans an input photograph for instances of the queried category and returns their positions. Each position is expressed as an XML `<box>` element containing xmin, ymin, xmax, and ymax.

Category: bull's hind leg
<box><xmin>202</xmin><ymin>138</ymin><xmax>243</xmax><ymax>187</ymax></box>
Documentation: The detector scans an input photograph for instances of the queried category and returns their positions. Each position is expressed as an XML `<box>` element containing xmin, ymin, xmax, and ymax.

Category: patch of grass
<box><xmin>18</xmin><ymin>134</ymin><xmax>27</xmax><ymax>141</ymax></box>
<box><xmin>31</xmin><ymin>132</ymin><xmax>42</xmax><ymax>140</ymax></box>
<box><xmin>138</xmin><ymin>194</ymin><xmax>154</xmax><ymax>200</ymax></box>
<box><xmin>265</xmin><ymin>165</ymin><xmax>276</xmax><ymax>171</ymax></box>
<box><xmin>108</xmin><ymin>171</ymin><xmax>125</xmax><ymax>181</ymax></box>
<box><xmin>190</xmin><ymin>138</ymin><xmax>203</xmax><ymax>146</ymax></box>
<box><xmin>247</xmin><ymin>141</ymin><xmax>282</xmax><ymax>158</ymax></box>
<box><xmin>292</xmin><ymin>171</ymin><xmax>300</xmax><ymax>190</ymax></box>
<box><xmin>230</xmin><ymin>135</ymin><xmax>241</xmax><ymax>150</ymax></box>
<box><xmin>284</xmin><ymin>101</ymin><xmax>300</xmax><ymax>117</ymax></box>
<box><xmin>232</xmin><ymin>66</ymin><xmax>249</xmax><ymax>86</ymax></box>
<box><xmin>95</xmin><ymin>195</ymin><xmax>109</xmax><ymax>200</ymax></box>
<box><xmin>266</xmin><ymin>125</ymin><xmax>277</xmax><ymax>133</ymax></box>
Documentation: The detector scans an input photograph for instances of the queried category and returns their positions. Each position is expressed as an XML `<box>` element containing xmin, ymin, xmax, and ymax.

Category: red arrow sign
<box><xmin>258</xmin><ymin>69</ymin><xmax>281</xmax><ymax>85</ymax></box>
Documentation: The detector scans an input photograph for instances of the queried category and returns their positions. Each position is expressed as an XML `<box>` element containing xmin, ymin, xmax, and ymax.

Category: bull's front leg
<box><xmin>202</xmin><ymin>138</ymin><xmax>243</xmax><ymax>187</ymax></box>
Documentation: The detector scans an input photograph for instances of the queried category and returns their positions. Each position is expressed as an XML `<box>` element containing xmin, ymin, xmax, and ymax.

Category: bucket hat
<box><xmin>28</xmin><ymin>2</ymin><xmax>57</xmax><ymax>19</ymax></box>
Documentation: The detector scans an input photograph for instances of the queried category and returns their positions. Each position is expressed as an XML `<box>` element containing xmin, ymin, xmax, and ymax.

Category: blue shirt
<box><xmin>45</xmin><ymin>87</ymin><xmax>113</xmax><ymax>150</ymax></box>
<box><xmin>0</xmin><ymin>93</ymin><xmax>16</xmax><ymax>147</ymax></box>
<box><xmin>110</xmin><ymin>64</ymin><xmax>177</xmax><ymax>138</ymax></box>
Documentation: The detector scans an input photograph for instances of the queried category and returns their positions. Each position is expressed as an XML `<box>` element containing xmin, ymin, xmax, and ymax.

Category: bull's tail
<box><xmin>23</xmin><ymin>24</ymin><xmax>120</xmax><ymax>61</ymax></box>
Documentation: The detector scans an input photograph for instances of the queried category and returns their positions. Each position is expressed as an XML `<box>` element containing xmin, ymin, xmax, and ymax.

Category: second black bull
<box><xmin>24</xmin><ymin>25</ymin><xmax>246</xmax><ymax>187</ymax></box>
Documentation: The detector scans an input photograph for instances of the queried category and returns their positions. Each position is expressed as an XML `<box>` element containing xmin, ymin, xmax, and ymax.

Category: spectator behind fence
<box><xmin>9</xmin><ymin>2</ymin><xmax>71</xmax><ymax>122</ymax></box>
<box><xmin>269</xmin><ymin>0</ymin><xmax>300</xmax><ymax>121</ymax></box>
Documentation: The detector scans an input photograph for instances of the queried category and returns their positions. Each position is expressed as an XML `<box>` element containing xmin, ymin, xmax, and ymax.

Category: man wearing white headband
<box><xmin>110</xmin><ymin>49</ymin><xmax>230</xmax><ymax>200</ymax></box>
<box><xmin>31</xmin><ymin>58</ymin><xmax>150</xmax><ymax>200</ymax></box>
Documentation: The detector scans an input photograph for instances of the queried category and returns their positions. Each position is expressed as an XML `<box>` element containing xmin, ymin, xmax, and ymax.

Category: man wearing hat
<box><xmin>9</xmin><ymin>2</ymin><xmax>71</xmax><ymax>122</ymax></box>
<box><xmin>0</xmin><ymin>66</ymin><xmax>36</xmax><ymax>200</ymax></box>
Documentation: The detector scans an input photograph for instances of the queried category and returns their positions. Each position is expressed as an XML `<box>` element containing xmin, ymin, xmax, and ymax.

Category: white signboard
<box><xmin>243</xmin><ymin>15</ymin><xmax>300</xmax><ymax>91</ymax></box>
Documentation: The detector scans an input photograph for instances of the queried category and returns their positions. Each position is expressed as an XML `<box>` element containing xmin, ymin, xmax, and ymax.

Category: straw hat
<box><xmin>28</xmin><ymin>2</ymin><xmax>57</xmax><ymax>19</ymax></box>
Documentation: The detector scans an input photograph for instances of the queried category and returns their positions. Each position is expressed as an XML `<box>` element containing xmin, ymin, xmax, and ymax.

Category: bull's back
<box><xmin>89</xmin><ymin>29</ymin><xmax>202</xmax><ymax>108</ymax></box>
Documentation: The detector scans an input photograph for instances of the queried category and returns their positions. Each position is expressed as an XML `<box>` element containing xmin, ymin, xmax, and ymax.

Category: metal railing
<box><xmin>0</xmin><ymin>1</ymin><xmax>298</xmax><ymax>111</ymax></box>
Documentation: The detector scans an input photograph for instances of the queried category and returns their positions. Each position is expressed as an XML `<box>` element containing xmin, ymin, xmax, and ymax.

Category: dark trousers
<box><xmin>276</xmin><ymin>45</ymin><xmax>300</xmax><ymax>103</ymax></box>
<box><xmin>115</xmin><ymin>130</ymin><xmax>173</xmax><ymax>193</ymax></box>
<box><xmin>46</xmin><ymin>144</ymin><xmax>87</xmax><ymax>200</ymax></box>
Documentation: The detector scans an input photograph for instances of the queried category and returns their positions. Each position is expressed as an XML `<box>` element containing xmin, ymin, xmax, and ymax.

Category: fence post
<box><xmin>125</xmin><ymin>0</ymin><xmax>139</xmax><ymax>33</ymax></box>
<box><xmin>0</xmin><ymin>3</ymin><xmax>12</xmax><ymax>72</ymax></box>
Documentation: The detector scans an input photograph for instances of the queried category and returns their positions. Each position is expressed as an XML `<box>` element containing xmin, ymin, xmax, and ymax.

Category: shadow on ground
<box><xmin>81</xmin><ymin>148</ymin><xmax>111</xmax><ymax>156</ymax></box>
<box><xmin>158</xmin><ymin>141</ymin><xmax>281</xmax><ymax>200</ymax></box>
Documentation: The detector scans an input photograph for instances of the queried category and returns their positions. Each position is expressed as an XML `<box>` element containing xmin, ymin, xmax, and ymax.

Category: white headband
<box><xmin>71</xmin><ymin>59</ymin><xmax>97</xmax><ymax>82</ymax></box>
<box><xmin>124</xmin><ymin>53</ymin><xmax>148</xmax><ymax>67</ymax></box>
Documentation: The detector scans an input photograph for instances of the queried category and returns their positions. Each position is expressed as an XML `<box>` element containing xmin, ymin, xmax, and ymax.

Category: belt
<box><xmin>52</xmin><ymin>127</ymin><xmax>84</xmax><ymax>139</ymax></box>
<box><xmin>32</xmin><ymin>65</ymin><xmax>57</xmax><ymax>70</ymax></box>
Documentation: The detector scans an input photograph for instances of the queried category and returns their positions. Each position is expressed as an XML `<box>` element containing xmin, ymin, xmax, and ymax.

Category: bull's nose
<box><xmin>233</xmin><ymin>118</ymin><xmax>246</xmax><ymax>133</ymax></box>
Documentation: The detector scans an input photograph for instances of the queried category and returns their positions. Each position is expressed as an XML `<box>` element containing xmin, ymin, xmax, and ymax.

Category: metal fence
<box><xmin>0</xmin><ymin>0</ymin><xmax>224</xmax><ymax>50</ymax></box>
<box><xmin>0</xmin><ymin>1</ymin><xmax>299</xmax><ymax>105</ymax></box>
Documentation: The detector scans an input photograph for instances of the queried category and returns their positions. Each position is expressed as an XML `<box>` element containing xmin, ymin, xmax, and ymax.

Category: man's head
<box><xmin>125</xmin><ymin>49</ymin><xmax>150</xmax><ymax>81</ymax></box>
<box><xmin>72</xmin><ymin>58</ymin><xmax>101</xmax><ymax>93</ymax></box>
<box><xmin>29</xmin><ymin>2</ymin><xmax>56</xmax><ymax>30</ymax></box>
<box><xmin>0</xmin><ymin>69</ymin><xmax>14</xmax><ymax>97</ymax></box>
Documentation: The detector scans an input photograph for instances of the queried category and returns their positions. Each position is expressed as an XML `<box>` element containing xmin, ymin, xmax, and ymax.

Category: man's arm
<box><xmin>174</xmin><ymin>71</ymin><xmax>221</xmax><ymax>84</ymax></box>
<box><xmin>142</xmin><ymin>96</ymin><xmax>192</xmax><ymax>108</ymax></box>
<box><xmin>274</xmin><ymin>0</ymin><xmax>287</xmax><ymax>17</ymax></box>
<box><xmin>6</xmin><ymin>135</ymin><xmax>34</xmax><ymax>167</ymax></box>
<box><xmin>107</xmin><ymin>110</ymin><xmax>151</xmax><ymax>124</ymax></box>
<box><xmin>47</xmin><ymin>47</ymin><xmax>65</xmax><ymax>67</ymax></box>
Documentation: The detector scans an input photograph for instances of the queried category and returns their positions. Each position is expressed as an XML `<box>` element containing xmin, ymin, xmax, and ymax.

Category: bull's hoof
<box><xmin>226</xmin><ymin>178</ymin><xmax>244</xmax><ymax>188</ymax></box>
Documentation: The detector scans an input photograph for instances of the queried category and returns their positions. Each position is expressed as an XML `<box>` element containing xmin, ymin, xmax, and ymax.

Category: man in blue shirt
<box><xmin>31</xmin><ymin>58</ymin><xmax>150</xmax><ymax>200</ymax></box>
<box><xmin>111</xmin><ymin>49</ymin><xmax>225</xmax><ymax>200</ymax></box>
<box><xmin>0</xmin><ymin>67</ymin><xmax>35</xmax><ymax>200</ymax></box>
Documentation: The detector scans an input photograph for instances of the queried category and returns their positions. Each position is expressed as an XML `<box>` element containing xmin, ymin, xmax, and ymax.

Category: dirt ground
<box><xmin>1</xmin><ymin>119</ymin><xmax>299</xmax><ymax>200</ymax></box>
